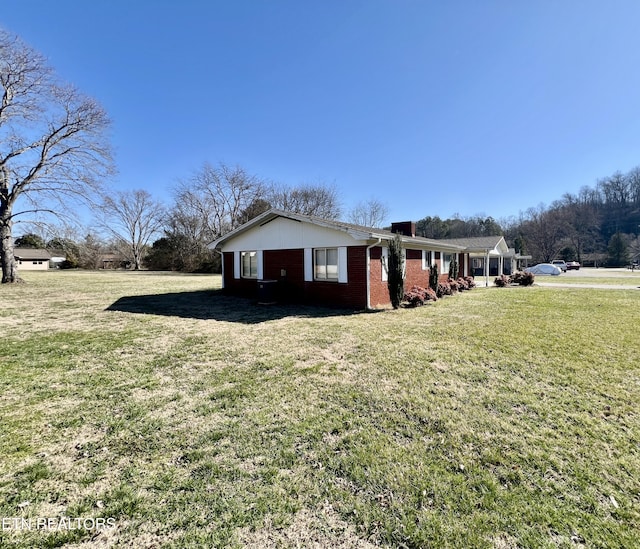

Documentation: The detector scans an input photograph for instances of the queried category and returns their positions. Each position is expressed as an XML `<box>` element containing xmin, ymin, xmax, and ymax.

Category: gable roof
<box><xmin>14</xmin><ymin>248</ymin><xmax>51</xmax><ymax>260</ymax></box>
<box><xmin>437</xmin><ymin>236</ymin><xmax>509</xmax><ymax>254</ymax></box>
<box><xmin>209</xmin><ymin>209</ymin><xmax>465</xmax><ymax>252</ymax></box>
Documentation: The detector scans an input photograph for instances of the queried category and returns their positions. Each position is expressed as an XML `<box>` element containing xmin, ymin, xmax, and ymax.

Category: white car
<box><xmin>551</xmin><ymin>260</ymin><xmax>567</xmax><ymax>272</ymax></box>
<box><xmin>525</xmin><ymin>263</ymin><xmax>562</xmax><ymax>276</ymax></box>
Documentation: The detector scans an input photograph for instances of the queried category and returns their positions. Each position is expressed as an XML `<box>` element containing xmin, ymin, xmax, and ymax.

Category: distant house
<box><xmin>437</xmin><ymin>236</ymin><xmax>531</xmax><ymax>286</ymax></box>
<box><xmin>99</xmin><ymin>253</ymin><xmax>129</xmax><ymax>270</ymax></box>
<box><xmin>209</xmin><ymin>209</ymin><xmax>468</xmax><ymax>309</ymax></box>
<box><xmin>14</xmin><ymin>248</ymin><xmax>51</xmax><ymax>271</ymax></box>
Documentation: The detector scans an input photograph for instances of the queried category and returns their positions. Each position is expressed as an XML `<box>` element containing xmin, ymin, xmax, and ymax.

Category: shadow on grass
<box><xmin>105</xmin><ymin>289</ymin><xmax>375</xmax><ymax>323</ymax></box>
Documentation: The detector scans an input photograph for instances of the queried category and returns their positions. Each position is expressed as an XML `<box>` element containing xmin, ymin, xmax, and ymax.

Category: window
<box><xmin>314</xmin><ymin>248</ymin><xmax>338</xmax><ymax>280</ymax></box>
<box><xmin>422</xmin><ymin>250</ymin><xmax>432</xmax><ymax>270</ymax></box>
<box><xmin>442</xmin><ymin>253</ymin><xmax>452</xmax><ymax>274</ymax></box>
<box><xmin>241</xmin><ymin>251</ymin><xmax>258</xmax><ymax>278</ymax></box>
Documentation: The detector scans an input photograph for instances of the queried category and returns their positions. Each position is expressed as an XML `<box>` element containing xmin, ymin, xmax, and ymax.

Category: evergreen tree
<box><xmin>448</xmin><ymin>256</ymin><xmax>459</xmax><ymax>280</ymax></box>
<box><xmin>607</xmin><ymin>232</ymin><xmax>629</xmax><ymax>267</ymax></box>
<box><xmin>429</xmin><ymin>264</ymin><xmax>439</xmax><ymax>291</ymax></box>
<box><xmin>387</xmin><ymin>234</ymin><xmax>404</xmax><ymax>309</ymax></box>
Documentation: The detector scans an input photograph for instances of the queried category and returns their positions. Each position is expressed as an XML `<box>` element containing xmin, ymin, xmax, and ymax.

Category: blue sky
<box><xmin>3</xmin><ymin>1</ymin><xmax>640</xmax><ymax>226</ymax></box>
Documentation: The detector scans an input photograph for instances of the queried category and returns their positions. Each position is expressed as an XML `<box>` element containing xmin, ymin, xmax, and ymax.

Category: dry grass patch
<box><xmin>1</xmin><ymin>271</ymin><xmax>639</xmax><ymax>548</ymax></box>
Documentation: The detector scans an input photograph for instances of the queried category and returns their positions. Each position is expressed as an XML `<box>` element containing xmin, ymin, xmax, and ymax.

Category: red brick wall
<box><xmin>222</xmin><ymin>247</ymin><xmax>466</xmax><ymax>308</ymax></box>
<box><xmin>263</xmin><ymin>249</ymin><xmax>305</xmax><ymax>302</ymax></box>
<box><xmin>405</xmin><ymin>249</ymin><xmax>430</xmax><ymax>289</ymax></box>
<box><xmin>369</xmin><ymin>247</ymin><xmax>433</xmax><ymax>307</ymax></box>
<box><xmin>222</xmin><ymin>252</ymin><xmax>258</xmax><ymax>298</ymax></box>
<box><xmin>369</xmin><ymin>246</ymin><xmax>389</xmax><ymax>308</ymax></box>
<box><xmin>223</xmin><ymin>247</ymin><xmax>369</xmax><ymax>309</ymax></box>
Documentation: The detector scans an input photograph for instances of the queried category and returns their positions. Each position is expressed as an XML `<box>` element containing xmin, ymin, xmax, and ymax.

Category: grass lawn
<box><xmin>1</xmin><ymin>270</ymin><xmax>639</xmax><ymax>548</ymax></box>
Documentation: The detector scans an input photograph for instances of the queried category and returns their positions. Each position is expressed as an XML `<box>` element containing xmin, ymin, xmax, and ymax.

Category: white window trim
<box><xmin>257</xmin><ymin>250</ymin><xmax>264</xmax><ymax>280</ymax></box>
<box><xmin>304</xmin><ymin>248</ymin><xmax>313</xmax><ymax>282</ymax></box>
<box><xmin>233</xmin><ymin>251</ymin><xmax>240</xmax><ymax>279</ymax></box>
<box><xmin>441</xmin><ymin>252</ymin><xmax>452</xmax><ymax>275</ymax></box>
<box><xmin>314</xmin><ymin>247</ymin><xmax>339</xmax><ymax>281</ymax></box>
<box><xmin>338</xmin><ymin>246</ymin><xmax>348</xmax><ymax>283</ymax></box>
<box><xmin>422</xmin><ymin>250</ymin><xmax>433</xmax><ymax>270</ymax></box>
<box><xmin>309</xmin><ymin>246</ymin><xmax>348</xmax><ymax>283</ymax></box>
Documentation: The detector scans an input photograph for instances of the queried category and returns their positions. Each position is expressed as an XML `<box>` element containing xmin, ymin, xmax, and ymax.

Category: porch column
<box><xmin>484</xmin><ymin>250</ymin><xmax>490</xmax><ymax>287</ymax></box>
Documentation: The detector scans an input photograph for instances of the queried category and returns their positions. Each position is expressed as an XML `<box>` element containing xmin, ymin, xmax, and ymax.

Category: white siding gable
<box><xmin>221</xmin><ymin>216</ymin><xmax>362</xmax><ymax>252</ymax></box>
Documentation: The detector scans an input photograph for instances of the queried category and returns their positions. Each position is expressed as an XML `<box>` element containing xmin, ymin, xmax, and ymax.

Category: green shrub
<box><xmin>429</xmin><ymin>264</ymin><xmax>439</xmax><ymax>292</ymax></box>
<box><xmin>387</xmin><ymin>234</ymin><xmax>404</xmax><ymax>309</ymax></box>
<box><xmin>448</xmin><ymin>257</ymin><xmax>459</xmax><ymax>280</ymax></box>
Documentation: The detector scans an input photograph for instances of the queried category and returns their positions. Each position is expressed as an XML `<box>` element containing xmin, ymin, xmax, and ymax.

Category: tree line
<box><xmin>403</xmin><ymin>167</ymin><xmax>640</xmax><ymax>267</ymax></box>
<box><xmin>502</xmin><ymin>168</ymin><xmax>640</xmax><ymax>267</ymax></box>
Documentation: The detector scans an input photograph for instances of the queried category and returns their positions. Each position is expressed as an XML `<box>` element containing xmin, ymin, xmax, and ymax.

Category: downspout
<box><xmin>366</xmin><ymin>238</ymin><xmax>382</xmax><ymax>310</ymax></box>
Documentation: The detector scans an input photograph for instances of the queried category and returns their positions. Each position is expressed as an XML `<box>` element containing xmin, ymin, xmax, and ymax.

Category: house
<box><xmin>99</xmin><ymin>253</ymin><xmax>129</xmax><ymax>270</ymax></box>
<box><xmin>437</xmin><ymin>236</ymin><xmax>531</xmax><ymax>286</ymax></box>
<box><xmin>14</xmin><ymin>248</ymin><xmax>52</xmax><ymax>270</ymax></box>
<box><xmin>208</xmin><ymin>209</ymin><xmax>467</xmax><ymax>309</ymax></box>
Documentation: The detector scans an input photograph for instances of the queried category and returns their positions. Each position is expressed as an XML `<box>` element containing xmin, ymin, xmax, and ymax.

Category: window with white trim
<box><xmin>442</xmin><ymin>253</ymin><xmax>453</xmax><ymax>275</ymax></box>
<box><xmin>314</xmin><ymin>248</ymin><xmax>339</xmax><ymax>280</ymax></box>
<box><xmin>241</xmin><ymin>251</ymin><xmax>258</xmax><ymax>278</ymax></box>
<box><xmin>422</xmin><ymin>250</ymin><xmax>432</xmax><ymax>270</ymax></box>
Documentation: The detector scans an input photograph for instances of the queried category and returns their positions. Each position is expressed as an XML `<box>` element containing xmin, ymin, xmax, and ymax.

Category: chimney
<box><xmin>391</xmin><ymin>221</ymin><xmax>416</xmax><ymax>237</ymax></box>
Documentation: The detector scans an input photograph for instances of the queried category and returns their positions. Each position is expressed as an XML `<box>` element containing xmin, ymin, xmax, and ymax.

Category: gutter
<box><xmin>366</xmin><ymin>238</ymin><xmax>382</xmax><ymax>310</ymax></box>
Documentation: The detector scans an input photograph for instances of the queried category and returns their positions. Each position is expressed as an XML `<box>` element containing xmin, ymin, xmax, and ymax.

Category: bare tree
<box><xmin>348</xmin><ymin>198</ymin><xmax>389</xmax><ymax>228</ymax></box>
<box><xmin>520</xmin><ymin>204</ymin><xmax>567</xmax><ymax>262</ymax></box>
<box><xmin>0</xmin><ymin>29</ymin><xmax>112</xmax><ymax>282</ymax></box>
<box><xmin>175</xmin><ymin>162</ymin><xmax>267</xmax><ymax>238</ymax></box>
<box><xmin>99</xmin><ymin>189</ymin><xmax>165</xmax><ymax>270</ymax></box>
<box><xmin>268</xmin><ymin>182</ymin><xmax>341</xmax><ymax>219</ymax></box>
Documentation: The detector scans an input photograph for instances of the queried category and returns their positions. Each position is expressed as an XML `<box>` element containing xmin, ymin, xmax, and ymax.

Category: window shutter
<box><xmin>233</xmin><ymin>251</ymin><xmax>240</xmax><ymax>279</ymax></box>
<box><xmin>381</xmin><ymin>247</ymin><xmax>388</xmax><ymax>282</ymax></box>
<box><xmin>304</xmin><ymin>248</ymin><xmax>313</xmax><ymax>281</ymax></box>
<box><xmin>338</xmin><ymin>247</ymin><xmax>348</xmax><ymax>283</ymax></box>
<box><xmin>257</xmin><ymin>250</ymin><xmax>264</xmax><ymax>280</ymax></box>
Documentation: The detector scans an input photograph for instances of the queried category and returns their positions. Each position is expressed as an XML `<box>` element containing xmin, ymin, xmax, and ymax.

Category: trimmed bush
<box><xmin>448</xmin><ymin>279</ymin><xmax>460</xmax><ymax>294</ymax></box>
<box><xmin>424</xmin><ymin>287</ymin><xmax>437</xmax><ymax>302</ymax></box>
<box><xmin>456</xmin><ymin>277</ymin><xmax>469</xmax><ymax>291</ymax></box>
<box><xmin>403</xmin><ymin>285</ymin><xmax>438</xmax><ymax>307</ymax></box>
<box><xmin>436</xmin><ymin>281</ymin><xmax>452</xmax><ymax>298</ymax></box>
<box><xmin>511</xmin><ymin>271</ymin><xmax>535</xmax><ymax>286</ymax></box>
<box><xmin>465</xmin><ymin>276</ymin><xmax>476</xmax><ymax>289</ymax></box>
<box><xmin>494</xmin><ymin>274</ymin><xmax>510</xmax><ymax>287</ymax></box>
<box><xmin>403</xmin><ymin>285</ymin><xmax>427</xmax><ymax>307</ymax></box>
